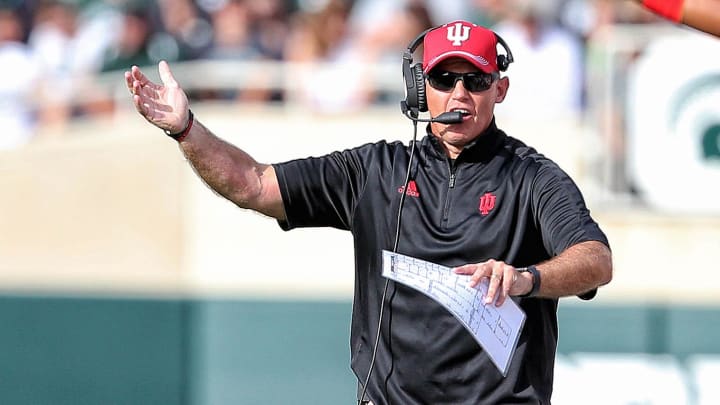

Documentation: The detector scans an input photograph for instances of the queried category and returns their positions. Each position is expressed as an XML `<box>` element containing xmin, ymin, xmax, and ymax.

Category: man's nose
<box><xmin>451</xmin><ymin>78</ymin><xmax>470</xmax><ymax>96</ymax></box>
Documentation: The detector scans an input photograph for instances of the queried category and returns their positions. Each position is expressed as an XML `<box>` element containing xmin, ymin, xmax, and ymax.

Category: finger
<box><xmin>132</xmin><ymin>65</ymin><xmax>163</xmax><ymax>93</ymax></box>
<box><xmin>134</xmin><ymin>84</ymin><xmax>173</xmax><ymax>114</ymax></box>
<box><xmin>132</xmin><ymin>94</ymin><xmax>148</xmax><ymax>116</ymax></box>
<box><xmin>483</xmin><ymin>261</ymin><xmax>504</xmax><ymax>304</ymax></box>
<box><xmin>135</xmin><ymin>94</ymin><xmax>159</xmax><ymax>121</ymax></box>
<box><xmin>494</xmin><ymin>277</ymin><xmax>508</xmax><ymax>306</ymax></box>
<box><xmin>132</xmin><ymin>79</ymin><xmax>167</xmax><ymax>114</ymax></box>
<box><xmin>124</xmin><ymin>71</ymin><xmax>133</xmax><ymax>93</ymax></box>
<box><xmin>127</xmin><ymin>72</ymin><xmax>148</xmax><ymax>99</ymax></box>
<box><xmin>138</xmin><ymin>82</ymin><xmax>160</xmax><ymax>101</ymax></box>
<box><xmin>132</xmin><ymin>81</ymin><xmax>151</xmax><ymax>105</ymax></box>
<box><xmin>454</xmin><ymin>263</ymin><xmax>488</xmax><ymax>289</ymax></box>
<box><xmin>133</xmin><ymin>88</ymin><xmax>161</xmax><ymax>119</ymax></box>
<box><xmin>453</xmin><ymin>264</ymin><xmax>477</xmax><ymax>275</ymax></box>
<box><xmin>158</xmin><ymin>60</ymin><xmax>179</xmax><ymax>87</ymax></box>
<box><xmin>496</xmin><ymin>267</ymin><xmax>516</xmax><ymax>307</ymax></box>
<box><xmin>485</xmin><ymin>273</ymin><xmax>502</xmax><ymax>304</ymax></box>
<box><xmin>469</xmin><ymin>264</ymin><xmax>490</xmax><ymax>288</ymax></box>
<box><xmin>455</xmin><ymin>264</ymin><xmax>480</xmax><ymax>287</ymax></box>
<box><xmin>131</xmin><ymin>65</ymin><xmax>150</xmax><ymax>86</ymax></box>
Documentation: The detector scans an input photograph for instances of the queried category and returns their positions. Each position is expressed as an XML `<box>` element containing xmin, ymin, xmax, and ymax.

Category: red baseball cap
<box><xmin>422</xmin><ymin>20</ymin><xmax>499</xmax><ymax>74</ymax></box>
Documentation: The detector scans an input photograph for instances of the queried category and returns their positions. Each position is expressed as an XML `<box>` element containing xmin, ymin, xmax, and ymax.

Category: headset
<box><xmin>401</xmin><ymin>25</ymin><xmax>515</xmax><ymax>116</ymax></box>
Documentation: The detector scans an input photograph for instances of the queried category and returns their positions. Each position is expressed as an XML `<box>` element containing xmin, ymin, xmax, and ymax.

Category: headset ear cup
<box><xmin>402</xmin><ymin>63</ymin><xmax>417</xmax><ymax>111</ymax></box>
<box><xmin>413</xmin><ymin>64</ymin><xmax>427</xmax><ymax>112</ymax></box>
<box><xmin>497</xmin><ymin>55</ymin><xmax>508</xmax><ymax>72</ymax></box>
<box><xmin>494</xmin><ymin>33</ymin><xmax>514</xmax><ymax>72</ymax></box>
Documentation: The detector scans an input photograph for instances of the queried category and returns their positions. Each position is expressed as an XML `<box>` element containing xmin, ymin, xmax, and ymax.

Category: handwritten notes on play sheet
<box><xmin>381</xmin><ymin>250</ymin><xmax>526</xmax><ymax>376</ymax></box>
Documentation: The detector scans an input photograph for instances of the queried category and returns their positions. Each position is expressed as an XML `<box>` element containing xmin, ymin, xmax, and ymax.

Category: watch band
<box><xmin>164</xmin><ymin>110</ymin><xmax>194</xmax><ymax>141</ymax></box>
<box><xmin>517</xmin><ymin>265</ymin><xmax>541</xmax><ymax>298</ymax></box>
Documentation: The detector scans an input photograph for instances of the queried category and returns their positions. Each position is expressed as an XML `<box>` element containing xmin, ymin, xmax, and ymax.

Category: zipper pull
<box><xmin>449</xmin><ymin>173</ymin><xmax>456</xmax><ymax>188</ymax></box>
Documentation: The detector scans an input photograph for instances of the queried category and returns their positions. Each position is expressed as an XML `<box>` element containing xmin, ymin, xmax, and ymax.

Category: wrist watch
<box><xmin>517</xmin><ymin>265</ymin><xmax>541</xmax><ymax>298</ymax></box>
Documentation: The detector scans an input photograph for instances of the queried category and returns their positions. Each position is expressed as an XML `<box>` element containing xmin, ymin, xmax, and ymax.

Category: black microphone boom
<box><xmin>407</xmin><ymin>111</ymin><xmax>466</xmax><ymax>124</ymax></box>
<box><xmin>400</xmin><ymin>100</ymin><xmax>467</xmax><ymax>124</ymax></box>
<box><xmin>429</xmin><ymin>111</ymin><xmax>466</xmax><ymax>124</ymax></box>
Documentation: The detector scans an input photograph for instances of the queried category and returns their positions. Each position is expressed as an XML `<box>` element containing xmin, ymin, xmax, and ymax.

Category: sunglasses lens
<box><xmin>427</xmin><ymin>71</ymin><xmax>495</xmax><ymax>92</ymax></box>
<box><xmin>427</xmin><ymin>71</ymin><xmax>457</xmax><ymax>91</ymax></box>
<box><xmin>463</xmin><ymin>73</ymin><xmax>493</xmax><ymax>92</ymax></box>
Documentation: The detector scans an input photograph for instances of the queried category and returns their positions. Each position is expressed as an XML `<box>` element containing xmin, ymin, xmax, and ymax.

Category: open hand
<box><xmin>125</xmin><ymin>61</ymin><xmax>190</xmax><ymax>134</ymax></box>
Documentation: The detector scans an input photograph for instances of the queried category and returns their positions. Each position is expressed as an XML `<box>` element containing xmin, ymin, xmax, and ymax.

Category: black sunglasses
<box><xmin>426</xmin><ymin>70</ymin><xmax>499</xmax><ymax>93</ymax></box>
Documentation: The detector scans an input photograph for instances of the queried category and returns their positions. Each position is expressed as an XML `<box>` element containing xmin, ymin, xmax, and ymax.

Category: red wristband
<box><xmin>164</xmin><ymin>110</ymin><xmax>194</xmax><ymax>142</ymax></box>
<box><xmin>643</xmin><ymin>0</ymin><xmax>684</xmax><ymax>22</ymax></box>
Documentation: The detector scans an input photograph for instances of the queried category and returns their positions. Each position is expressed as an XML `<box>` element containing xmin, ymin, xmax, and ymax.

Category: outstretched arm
<box><xmin>125</xmin><ymin>61</ymin><xmax>285</xmax><ymax>220</ymax></box>
<box><xmin>682</xmin><ymin>0</ymin><xmax>720</xmax><ymax>36</ymax></box>
<box><xmin>637</xmin><ymin>0</ymin><xmax>720</xmax><ymax>37</ymax></box>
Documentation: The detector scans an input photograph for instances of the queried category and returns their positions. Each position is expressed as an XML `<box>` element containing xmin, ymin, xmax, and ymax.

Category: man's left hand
<box><xmin>453</xmin><ymin>260</ymin><xmax>532</xmax><ymax>306</ymax></box>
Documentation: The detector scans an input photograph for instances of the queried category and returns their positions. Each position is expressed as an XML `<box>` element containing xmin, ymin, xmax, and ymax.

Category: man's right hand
<box><xmin>124</xmin><ymin>61</ymin><xmax>190</xmax><ymax>135</ymax></box>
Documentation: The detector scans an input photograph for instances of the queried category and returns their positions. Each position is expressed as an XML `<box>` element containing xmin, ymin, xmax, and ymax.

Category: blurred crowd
<box><xmin>0</xmin><ymin>0</ymin><xmax>666</xmax><ymax>149</ymax></box>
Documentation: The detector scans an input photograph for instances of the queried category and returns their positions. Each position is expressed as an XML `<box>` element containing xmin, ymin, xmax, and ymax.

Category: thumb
<box><xmin>453</xmin><ymin>264</ymin><xmax>476</xmax><ymax>275</ymax></box>
<box><xmin>158</xmin><ymin>60</ymin><xmax>179</xmax><ymax>87</ymax></box>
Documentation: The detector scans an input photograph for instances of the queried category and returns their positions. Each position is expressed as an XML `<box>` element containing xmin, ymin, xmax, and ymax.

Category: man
<box><xmin>636</xmin><ymin>0</ymin><xmax>720</xmax><ymax>37</ymax></box>
<box><xmin>126</xmin><ymin>20</ymin><xmax>612</xmax><ymax>405</ymax></box>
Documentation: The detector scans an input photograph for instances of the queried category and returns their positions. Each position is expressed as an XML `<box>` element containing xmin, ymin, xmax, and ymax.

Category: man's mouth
<box><xmin>450</xmin><ymin>108</ymin><xmax>471</xmax><ymax>119</ymax></box>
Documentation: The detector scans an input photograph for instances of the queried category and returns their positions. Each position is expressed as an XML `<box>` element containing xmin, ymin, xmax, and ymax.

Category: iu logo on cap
<box><xmin>447</xmin><ymin>22</ymin><xmax>470</xmax><ymax>46</ymax></box>
<box><xmin>478</xmin><ymin>192</ymin><xmax>496</xmax><ymax>216</ymax></box>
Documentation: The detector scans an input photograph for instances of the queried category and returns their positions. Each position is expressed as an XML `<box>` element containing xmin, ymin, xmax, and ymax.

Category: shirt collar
<box><xmin>422</xmin><ymin>117</ymin><xmax>505</xmax><ymax>163</ymax></box>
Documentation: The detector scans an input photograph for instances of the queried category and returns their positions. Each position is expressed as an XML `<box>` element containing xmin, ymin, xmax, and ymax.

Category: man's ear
<box><xmin>495</xmin><ymin>76</ymin><xmax>510</xmax><ymax>103</ymax></box>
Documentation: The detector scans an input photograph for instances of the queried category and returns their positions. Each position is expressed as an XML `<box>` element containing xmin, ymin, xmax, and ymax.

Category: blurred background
<box><xmin>0</xmin><ymin>0</ymin><xmax>719</xmax><ymax>404</ymax></box>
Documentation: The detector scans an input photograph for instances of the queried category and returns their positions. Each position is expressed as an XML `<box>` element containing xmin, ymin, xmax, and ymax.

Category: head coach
<box><xmin>126</xmin><ymin>19</ymin><xmax>612</xmax><ymax>405</ymax></box>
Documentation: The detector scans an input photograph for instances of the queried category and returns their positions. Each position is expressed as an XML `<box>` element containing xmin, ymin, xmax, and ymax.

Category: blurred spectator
<box><xmin>350</xmin><ymin>0</ymin><xmax>434</xmax><ymax>103</ymax></box>
<box><xmin>581</xmin><ymin>0</ymin><xmax>660</xmax><ymax>195</ymax></box>
<box><xmin>28</xmin><ymin>0</ymin><xmax>82</xmax><ymax>130</ymax></box>
<box><xmin>100</xmin><ymin>5</ymin><xmax>153</xmax><ymax>72</ymax></box>
<box><xmin>204</xmin><ymin>0</ymin><xmax>257</xmax><ymax>60</ymax></box>
<box><xmin>0</xmin><ymin>6</ymin><xmax>41</xmax><ymax>149</ymax></box>
<box><xmin>152</xmin><ymin>0</ymin><xmax>213</xmax><ymax>62</ymax></box>
<box><xmin>284</xmin><ymin>0</ymin><xmax>370</xmax><ymax>112</ymax></box>
<box><xmin>2</xmin><ymin>0</ymin><xmax>684</xmax><ymax>128</ymax></box>
<box><xmin>348</xmin><ymin>0</ymin><xmax>466</xmax><ymax>31</ymax></box>
<box><xmin>347</xmin><ymin>0</ymin><xmax>406</xmax><ymax>35</ymax></box>
<box><xmin>469</xmin><ymin>0</ymin><xmax>506</xmax><ymax>27</ymax></box>
<box><xmin>421</xmin><ymin>0</ymin><xmax>472</xmax><ymax>24</ymax></box>
<box><xmin>246</xmin><ymin>0</ymin><xmax>291</xmax><ymax>61</ymax></box>
<box><xmin>492</xmin><ymin>0</ymin><xmax>585</xmax><ymax>119</ymax></box>
<box><xmin>352</xmin><ymin>0</ymin><xmax>434</xmax><ymax>63</ymax></box>
<box><xmin>202</xmin><ymin>0</ymin><xmax>276</xmax><ymax>102</ymax></box>
<box><xmin>28</xmin><ymin>0</ymin><xmax>118</xmax><ymax>130</ymax></box>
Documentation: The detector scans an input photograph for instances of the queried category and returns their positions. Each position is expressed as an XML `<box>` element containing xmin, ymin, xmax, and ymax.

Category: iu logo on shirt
<box><xmin>398</xmin><ymin>180</ymin><xmax>420</xmax><ymax>198</ymax></box>
<box><xmin>478</xmin><ymin>192</ymin><xmax>496</xmax><ymax>216</ymax></box>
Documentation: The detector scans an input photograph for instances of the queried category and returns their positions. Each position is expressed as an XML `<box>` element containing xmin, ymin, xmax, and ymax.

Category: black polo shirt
<box><xmin>273</xmin><ymin>120</ymin><xmax>608</xmax><ymax>404</ymax></box>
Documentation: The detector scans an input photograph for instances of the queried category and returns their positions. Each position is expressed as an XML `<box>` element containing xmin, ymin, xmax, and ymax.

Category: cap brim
<box><xmin>423</xmin><ymin>51</ymin><xmax>495</xmax><ymax>74</ymax></box>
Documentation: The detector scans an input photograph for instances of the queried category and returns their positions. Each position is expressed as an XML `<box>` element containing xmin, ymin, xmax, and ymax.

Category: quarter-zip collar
<box><xmin>421</xmin><ymin>117</ymin><xmax>505</xmax><ymax>164</ymax></box>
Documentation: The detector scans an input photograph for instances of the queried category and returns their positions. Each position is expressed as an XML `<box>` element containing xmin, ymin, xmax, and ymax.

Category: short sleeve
<box><xmin>272</xmin><ymin>143</ymin><xmax>380</xmax><ymax>231</ymax></box>
<box><xmin>531</xmin><ymin>163</ymin><xmax>609</xmax><ymax>256</ymax></box>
